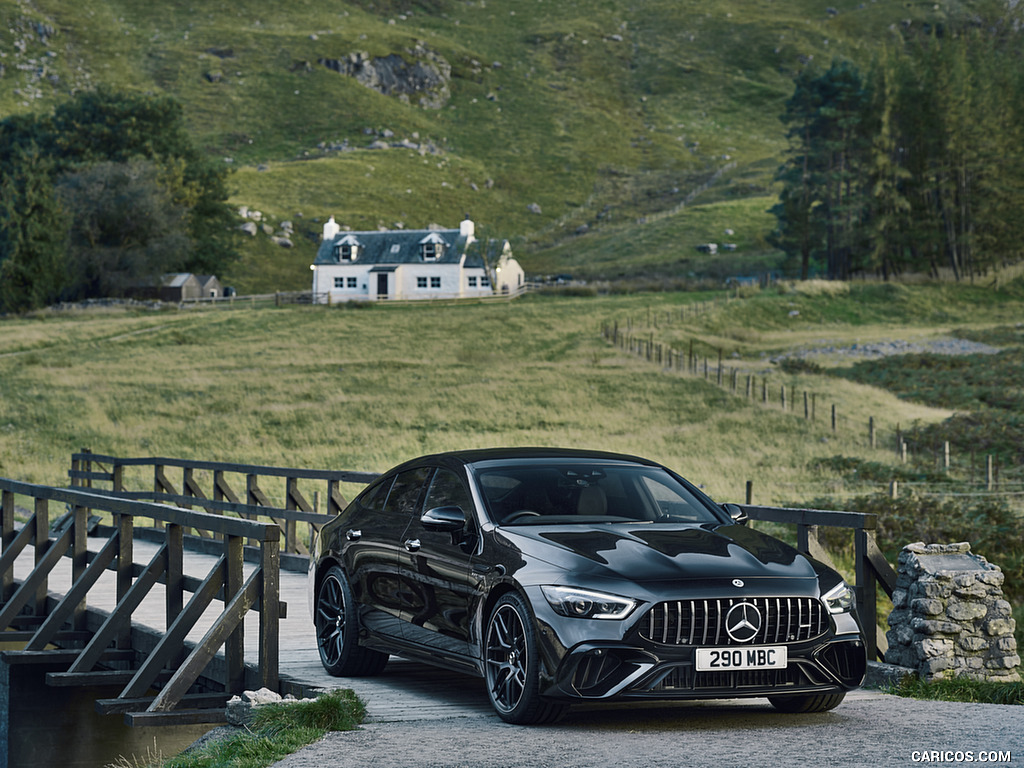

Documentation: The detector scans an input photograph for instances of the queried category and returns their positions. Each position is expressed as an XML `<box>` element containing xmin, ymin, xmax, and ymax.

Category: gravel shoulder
<box><xmin>270</xmin><ymin>688</ymin><xmax>1022</xmax><ymax>768</ymax></box>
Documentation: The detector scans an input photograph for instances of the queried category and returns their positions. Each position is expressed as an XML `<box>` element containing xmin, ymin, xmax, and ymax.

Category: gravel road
<box><xmin>269</xmin><ymin>689</ymin><xmax>1022</xmax><ymax>768</ymax></box>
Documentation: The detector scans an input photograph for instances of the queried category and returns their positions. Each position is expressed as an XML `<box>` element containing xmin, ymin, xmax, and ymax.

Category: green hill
<box><xmin>0</xmin><ymin>0</ymin><xmax>984</xmax><ymax>292</ymax></box>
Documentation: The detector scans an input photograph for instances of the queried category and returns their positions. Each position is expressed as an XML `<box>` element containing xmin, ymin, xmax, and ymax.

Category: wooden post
<box><xmin>831</xmin><ymin>404</ymin><xmax>837</xmax><ymax>433</ymax></box>
<box><xmin>890</xmin><ymin>481</ymin><xmax>899</xmax><ymax>499</ymax></box>
<box><xmin>987</xmin><ymin>455</ymin><xmax>995</xmax><ymax>491</ymax></box>
<box><xmin>1</xmin><ymin>490</ymin><xmax>12</xmax><ymax>601</ymax></box>
<box><xmin>116</xmin><ymin>513</ymin><xmax>133</xmax><ymax>649</ymax></box>
<box><xmin>780</xmin><ymin>385</ymin><xmax>787</xmax><ymax>411</ymax></box>
<box><xmin>224</xmin><ymin>534</ymin><xmax>245</xmax><ymax>693</ymax></box>
<box><xmin>259</xmin><ymin>534</ymin><xmax>281</xmax><ymax>692</ymax></box>
<box><xmin>745</xmin><ymin>481</ymin><xmax>753</xmax><ymax>505</ymax></box>
<box><xmin>869</xmin><ymin>417</ymin><xmax>876</xmax><ymax>449</ymax></box>
<box><xmin>943</xmin><ymin>441</ymin><xmax>950</xmax><ymax>472</ymax></box>
<box><xmin>855</xmin><ymin>528</ymin><xmax>878</xmax><ymax>661</ymax></box>
<box><xmin>33</xmin><ymin>497</ymin><xmax>48</xmax><ymax>616</ymax></box>
<box><xmin>804</xmin><ymin>391</ymin><xmax>809</xmax><ymax>419</ymax></box>
<box><xmin>166</xmin><ymin>523</ymin><xmax>184</xmax><ymax>665</ymax></box>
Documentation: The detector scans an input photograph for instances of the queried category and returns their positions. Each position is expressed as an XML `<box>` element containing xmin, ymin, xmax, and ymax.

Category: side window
<box><xmin>358</xmin><ymin>475</ymin><xmax>394</xmax><ymax>513</ymax></box>
<box><xmin>423</xmin><ymin>468</ymin><xmax>472</xmax><ymax>514</ymax></box>
<box><xmin>383</xmin><ymin>467</ymin><xmax>432</xmax><ymax>519</ymax></box>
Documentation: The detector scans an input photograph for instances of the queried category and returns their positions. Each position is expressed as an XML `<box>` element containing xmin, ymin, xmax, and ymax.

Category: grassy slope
<box><xmin>3</xmin><ymin>283</ymin><xmax>1018</xmax><ymax>505</ymax></box>
<box><xmin>0</xmin><ymin>0</ymin><xmax>966</xmax><ymax>292</ymax></box>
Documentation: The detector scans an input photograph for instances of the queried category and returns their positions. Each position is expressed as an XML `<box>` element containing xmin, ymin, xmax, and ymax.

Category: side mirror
<box><xmin>723</xmin><ymin>503</ymin><xmax>749</xmax><ymax>526</ymax></box>
<box><xmin>421</xmin><ymin>505</ymin><xmax>466</xmax><ymax>533</ymax></box>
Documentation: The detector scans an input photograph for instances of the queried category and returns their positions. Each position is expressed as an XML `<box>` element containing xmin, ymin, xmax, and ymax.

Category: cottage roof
<box><xmin>314</xmin><ymin>227</ymin><xmax>478</xmax><ymax>267</ymax></box>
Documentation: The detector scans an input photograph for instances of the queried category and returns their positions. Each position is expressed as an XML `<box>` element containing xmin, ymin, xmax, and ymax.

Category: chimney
<box><xmin>322</xmin><ymin>216</ymin><xmax>340</xmax><ymax>242</ymax></box>
<box><xmin>459</xmin><ymin>214</ymin><xmax>475</xmax><ymax>241</ymax></box>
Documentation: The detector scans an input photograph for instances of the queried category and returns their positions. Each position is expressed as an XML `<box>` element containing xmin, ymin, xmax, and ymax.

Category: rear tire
<box><xmin>483</xmin><ymin>592</ymin><xmax>567</xmax><ymax>724</ymax></box>
<box><xmin>315</xmin><ymin>564</ymin><xmax>388</xmax><ymax>676</ymax></box>
<box><xmin>768</xmin><ymin>692</ymin><xmax>846</xmax><ymax>713</ymax></box>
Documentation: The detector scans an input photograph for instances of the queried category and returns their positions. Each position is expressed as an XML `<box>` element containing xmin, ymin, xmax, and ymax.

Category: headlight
<box><xmin>540</xmin><ymin>585</ymin><xmax>637</xmax><ymax>620</ymax></box>
<box><xmin>822</xmin><ymin>581</ymin><xmax>854</xmax><ymax>614</ymax></box>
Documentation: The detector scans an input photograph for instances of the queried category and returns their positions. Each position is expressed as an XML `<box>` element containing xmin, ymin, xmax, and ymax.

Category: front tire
<box><xmin>315</xmin><ymin>564</ymin><xmax>388</xmax><ymax>676</ymax></box>
<box><xmin>484</xmin><ymin>592</ymin><xmax>567</xmax><ymax>724</ymax></box>
<box><xmin>768</xmin><ymin>692</ymin><xmax>846</xmax><ymax>713</ymax></box>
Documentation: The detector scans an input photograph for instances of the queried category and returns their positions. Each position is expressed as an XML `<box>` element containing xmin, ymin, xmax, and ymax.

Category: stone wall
<box><xmin>885</xmin><ymin>542</ymin><xmax>1020</xmax><ymax>683</ymax></box>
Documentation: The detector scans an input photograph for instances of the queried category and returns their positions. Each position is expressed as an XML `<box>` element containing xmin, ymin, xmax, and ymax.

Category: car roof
<box><xmin>389</xmin><ymin>447</ymin><xmax>664</xmax><ymax>472</ymax></box>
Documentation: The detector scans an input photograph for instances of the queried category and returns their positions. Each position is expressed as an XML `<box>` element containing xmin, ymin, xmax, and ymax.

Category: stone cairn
<box><xmin>885</xmin><ymin>542</ymin><xmax>1020</xmax><ymax>683</ymax></box>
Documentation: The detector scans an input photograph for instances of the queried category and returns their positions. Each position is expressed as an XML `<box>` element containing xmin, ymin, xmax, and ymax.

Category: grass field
<box><xmin>2</xmin><ymin>283</ymin><xmax>1017</xmax><ymax>499</ymax></box>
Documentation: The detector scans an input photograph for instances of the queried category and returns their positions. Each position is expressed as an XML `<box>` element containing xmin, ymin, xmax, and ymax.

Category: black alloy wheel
<box><xmin>484</xmin><ymin>592</ymin><xmax>567</xmax><ymax>724</ymax></box>
<box><xmin>315</xmin><ymin>564</ymin><xmax>388</xmax><ymax>676</ymax></box>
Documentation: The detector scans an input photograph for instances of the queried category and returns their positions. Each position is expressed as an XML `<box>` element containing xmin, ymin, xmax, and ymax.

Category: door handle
<box><xmin>346</xmin><ymin>529</ymin><xmax>361</xmax><ymax>541</ymax></box>
<box><xmin>404</xmin><ymin>538</ymin><xmax>421</xmax><ymax>552</ymax></box>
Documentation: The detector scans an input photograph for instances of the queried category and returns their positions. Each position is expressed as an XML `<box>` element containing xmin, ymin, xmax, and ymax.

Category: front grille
<box><xmin>638</xmin><ymin>597</ymin><xmax>828</xmax><ymax>646</ymax></box>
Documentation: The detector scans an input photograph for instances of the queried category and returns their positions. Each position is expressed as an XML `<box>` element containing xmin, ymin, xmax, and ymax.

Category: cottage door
<box><xmin>377</xmin><ymin>273</ymin><xmax>388</xmax><ymax>299</ymax></box>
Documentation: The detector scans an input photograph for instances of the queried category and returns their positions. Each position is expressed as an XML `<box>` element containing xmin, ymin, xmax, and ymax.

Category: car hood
<box><xmin>498</xmin><ymin>523</ymin><xmax>820</xmax><ymax>583</ymax></box>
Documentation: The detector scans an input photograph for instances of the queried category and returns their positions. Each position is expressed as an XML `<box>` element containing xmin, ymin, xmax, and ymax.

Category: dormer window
<box><xmin>419</xmin><ymin>233</ymin><xmax>446</xmax><ymax>261</ymax></box>
<box><xmin>334</xmin><ymin>235</ymin><xmax>361</xmax><ymax>262</ymax></box>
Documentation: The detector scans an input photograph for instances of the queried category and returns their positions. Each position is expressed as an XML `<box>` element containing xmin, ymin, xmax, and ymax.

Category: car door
<box><xmin>396</xmin><ymin>467</ymin><xmax>479</xmax><ymax>660</ymax></box>
<box><xmin>345</xmin><ymin>467</ymin><xmax>430</xmax><ymax>642</ymax></box>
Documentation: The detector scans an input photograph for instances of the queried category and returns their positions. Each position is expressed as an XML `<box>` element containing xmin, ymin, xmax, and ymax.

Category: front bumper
<box><xmin>527</xmin><ymin>586</ymin><xmax>867</xmax><ymax>702</ymax></box>
<box><xmin>548</xmin><ymin>634</ymin><xmax>866</xmax><ymax>701</ymax></box>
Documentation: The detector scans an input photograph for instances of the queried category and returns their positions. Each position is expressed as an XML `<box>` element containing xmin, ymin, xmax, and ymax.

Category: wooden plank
<box><xmin>47</xmin><ymin>669</ymin><xmax>173</xmax><ymax>687</ymax></box>
<box><xmin>96</xmin><ymin>692</ymin><xmax>230</xmax><ymax>715</ymax></box>
<box><xmin>74</xmin><ymin>452</ymin><xmax>379</xmax><ymax>484</ymax></box>
<box><xmin>865</xmin><ymin>532</ymin><xmax>899</xmax><ymax>598</ymax></box>
<box><xmin>4</xmin><ymin>649</ymin><xmax>136</xmax><ymax>665</ymax></box>
<box><xmin>125</xmin><ymin>709</ymin><xmax>228</xmax><ymax>727</ymax></box>
<box><xmin>743</xmin><ymin>504</ymin><xmax>876</xmax><ymax>531</ymax></box>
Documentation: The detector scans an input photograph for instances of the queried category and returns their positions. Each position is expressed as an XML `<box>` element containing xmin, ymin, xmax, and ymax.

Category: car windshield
<box><xmin>473</xmin><ymin>462</ymin><xmax>721</xmax><ymax>526</ymax></box>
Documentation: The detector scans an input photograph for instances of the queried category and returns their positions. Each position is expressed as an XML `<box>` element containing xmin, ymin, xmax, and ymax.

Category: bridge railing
<box><xmin>740</xmin><ymin>504</ymin><xmax>898</xmax><ymax>661</ymax></box>
<box><xmin>69</xmin><ymin>450</ymin><xmax>380</xmax><ymax>558</ymax></box>
<box><xmin>0</xmin><ymin>477</ymin><xmax>281</xmax><ymax>726</ymax></box>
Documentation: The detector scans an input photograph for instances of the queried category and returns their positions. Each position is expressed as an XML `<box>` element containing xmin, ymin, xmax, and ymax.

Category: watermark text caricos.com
<box><xmin>911</xmin><ymin>751</ymin><xmax>1012</xmax><ymax>763</ymax></box>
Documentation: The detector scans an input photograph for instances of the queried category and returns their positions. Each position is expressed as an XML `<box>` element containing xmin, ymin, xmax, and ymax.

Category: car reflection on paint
<box><xmin>309</xmin><ymin>448</ymin><xmax>866</xmax><ymax>724</ymax></box>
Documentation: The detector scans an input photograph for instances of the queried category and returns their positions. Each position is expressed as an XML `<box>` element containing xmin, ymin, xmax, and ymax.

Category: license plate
<box><xmin>695</xmin><ymin>646</ymin><xmax>787</xmax><ymax>671</ymax></box>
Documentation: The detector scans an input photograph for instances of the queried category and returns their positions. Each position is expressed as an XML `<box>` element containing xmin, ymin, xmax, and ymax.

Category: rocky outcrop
<box><xmin>319</xmin><ymin>46</ymin><xmax>451</xmax><ymax>108</ymax></box>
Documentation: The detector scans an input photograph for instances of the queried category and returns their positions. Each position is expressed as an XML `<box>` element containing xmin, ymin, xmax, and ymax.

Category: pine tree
<box><xmin>0</xmin><ymin>146</ymin><xmax>69</xmax><ymax>313</ymax></box>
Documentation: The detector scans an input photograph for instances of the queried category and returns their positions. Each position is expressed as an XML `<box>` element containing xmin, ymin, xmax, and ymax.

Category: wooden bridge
<box><xmin>0</xmin><ymin>452</ymin><xmax>899</xmax><ymax>748</ymax></box>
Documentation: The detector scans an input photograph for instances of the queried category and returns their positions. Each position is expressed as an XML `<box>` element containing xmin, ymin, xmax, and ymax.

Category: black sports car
<box><xmin>309</xmin><ymin>448</ymin><xmax>866</xmax><ymax>723</ymax></box>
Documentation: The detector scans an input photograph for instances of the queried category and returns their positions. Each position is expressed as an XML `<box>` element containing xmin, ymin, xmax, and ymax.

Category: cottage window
<box><xmin>481</xmin><ymin>275</ymin><xmax>491</xmax><ymax>287</ymax></box>
<box><xmin>468</xmin><ymin>276</ymin><xmax>477</xmax><ymax>288</ymax></box>
<box><xmin>334</xmin><ymin>277</ymin><xmax>345</xmax><ymax>289</ymax></box>
<box><xmin>347</xmin><ymin>277</ymin><xmax>358</xmax><ymax>288</ymax></box>
<box><xmin>421</xmin><ymin>242</ymin><xmax>444</xmax><ymax>261</ymax></box>
<box><xmin>430</xmin><ymin>276</ymin><xmax>441</xmax><ymax>289</ymax></box>
<box><xmin>335</xmin><ymin>244</ymin><xmax>359</xmax><ymax>262</ymax></box>
<box><xmin>417</xmin><ymin>277</ymin><xmax>428</xmax><ymax>289</ymax></box>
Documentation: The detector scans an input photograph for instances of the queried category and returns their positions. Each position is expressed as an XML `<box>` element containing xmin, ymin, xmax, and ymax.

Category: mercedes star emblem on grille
<box><xmin>724</xmin><ymin>602</ymin><xmax>762</xmax><ymax>643</ymax></box>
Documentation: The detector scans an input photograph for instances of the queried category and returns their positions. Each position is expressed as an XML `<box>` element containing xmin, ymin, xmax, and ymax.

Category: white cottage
<box><xmin>311</xmin><ymin>217</ymin><xmax>524</xmax><ymax>303</ymax></box>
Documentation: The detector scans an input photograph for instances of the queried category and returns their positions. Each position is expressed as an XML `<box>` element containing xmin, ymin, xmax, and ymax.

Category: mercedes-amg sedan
<box><xmin>310</xmin><ymin>448</ymin><xmax>866</xmax><ymax>723</ymax></box>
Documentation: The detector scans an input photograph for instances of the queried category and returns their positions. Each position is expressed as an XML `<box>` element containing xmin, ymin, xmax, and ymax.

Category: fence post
<box><xmin>869</xmin><ymin>417</ymin><xmax>876</xmax><ymax>449</ymax></box>
<box><xmin>855</xmin><ymin>528</ymin><xmax>879</xmax><ymax>661</ymax></box>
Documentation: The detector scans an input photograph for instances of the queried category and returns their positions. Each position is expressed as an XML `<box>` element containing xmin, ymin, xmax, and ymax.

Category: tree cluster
<box><xmin>771</xmin><ymin>23</ymin><xmax>1024</xmax><ymax>281</ymax></box>
<box><xmin>0</xmin><ymin>88</ymin><xmax>237</xmax><ymax>313</ymax></box>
